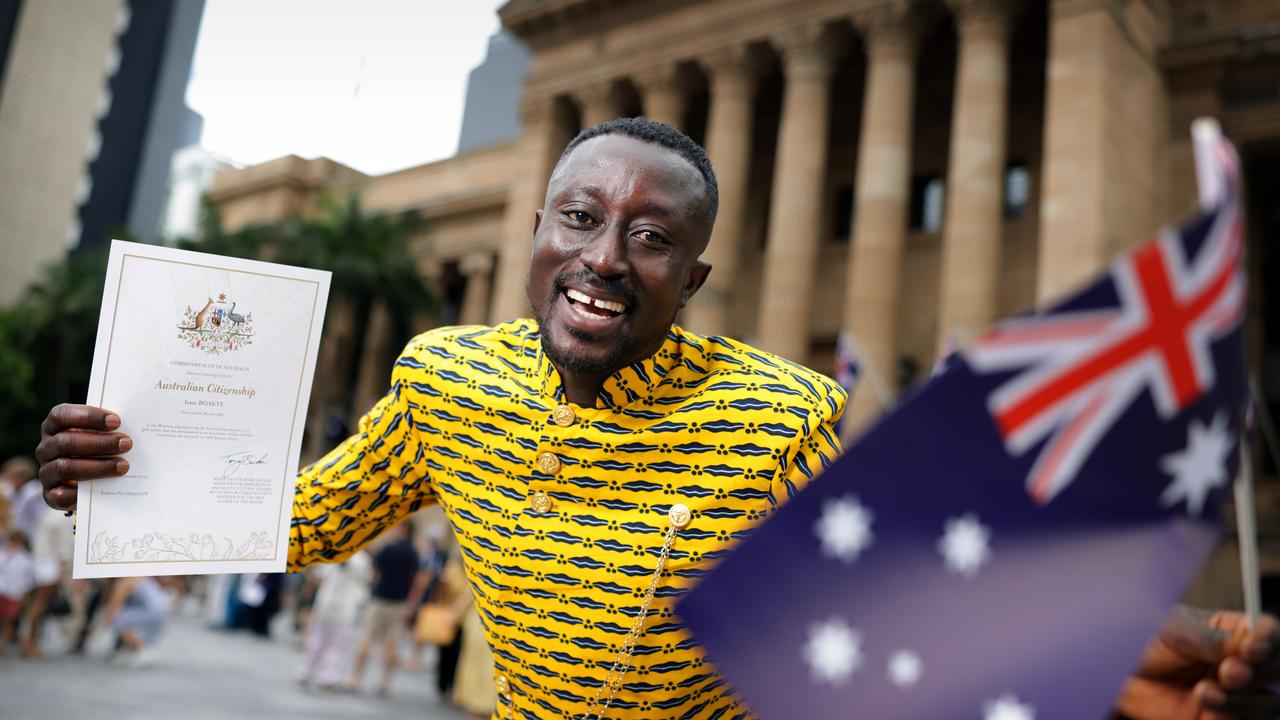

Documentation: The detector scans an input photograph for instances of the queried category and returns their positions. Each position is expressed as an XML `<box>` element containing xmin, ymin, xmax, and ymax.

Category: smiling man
<box><xmin>35</xmin><ymin>118</ymin><xmax>1280</xmax><ymax>719</ymax></box>
<box><xmin>289</xmin><ymin>121</ymin><xmax>848</xmax><ymax>718</ymax></box>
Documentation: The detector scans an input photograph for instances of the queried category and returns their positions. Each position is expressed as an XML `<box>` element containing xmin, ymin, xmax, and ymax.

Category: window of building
<box><xmin>1004</xmin><ymin>162</ymin><xmax>1031</xmax><ymax>219</ymax></box>
<box><xmin>833</xmin><ymin>184</ymin><xmax>854</xmax><ymax>241</ymax></box>
<box><xmin>910</xmin><ymin>175</ymin><xmax>945</xmax><ymax>233</ymax></box>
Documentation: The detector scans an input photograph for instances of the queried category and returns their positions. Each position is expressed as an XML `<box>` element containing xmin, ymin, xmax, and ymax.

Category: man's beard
<box><xmin>530</xmin><ymin>269</ymin><xmax>649</xmax><ymax>378</ymax></box>
<box><xmin>538</xmin><ymin>322</ymin><xmax>643</xmax><ymax>378</ymax></box>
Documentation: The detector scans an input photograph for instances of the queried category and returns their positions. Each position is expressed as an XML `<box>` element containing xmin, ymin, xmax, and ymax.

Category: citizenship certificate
<box><xmin>73</xmin><ymin>240</ymin><xmax>330</xmax><ymax>578</ymax></box>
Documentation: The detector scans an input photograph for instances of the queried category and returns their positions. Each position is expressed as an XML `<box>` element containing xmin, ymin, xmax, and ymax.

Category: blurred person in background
<box><xmin>296</xmin><ymin>550</ymin><xmax>373</xmax><ymax>690</ymax></box>
<box><xmin>0</xmin><ymin>529</ymin><xmax>34</xmax><ymax>658</ymax></box>
<box><xmin>94</xmin><ymin>576</ymin><xmax>174</xmax><ymax>668</ymax></box>
<box><xmin>236</xmin><ymin>572</ymin><xmax>283</xmax><ymax>637</ymax></box>
<box><xmin>444</xmin><ymin>559</ymin><xmax>496</xmax><ymax>720</ymax></box>
<box><xmin>4</xmin><ymin>458</ymin><xmax>39</xmax><ymax>538</ymax></box>
<box><xmin>403</xmin><ymin>524</ymin><xmax>449</xmax><ymax>671</ymax></box>
<box><xmin>19</xmin><ymin>501</ymin><xmax>73</xmax><ymax>658</ymax></box>
<box><xmin>346</xmin><ymin>520</ymin><xmax>418</xmax><ymax>696</ymax></box>
<box><xmin>0</xmin><ymin>459</ymin><xmax>35</xmax><ymax>531</ymax></box>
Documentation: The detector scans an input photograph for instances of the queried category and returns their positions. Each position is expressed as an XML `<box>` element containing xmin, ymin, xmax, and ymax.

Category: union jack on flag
<box><xmin>966</xmin><ymin>137</ymin><xmax>1244</xmax><ymax>504</ymax></box>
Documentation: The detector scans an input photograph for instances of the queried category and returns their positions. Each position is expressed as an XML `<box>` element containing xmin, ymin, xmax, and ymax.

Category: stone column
<box><xmin>353</xmin><ymin>299</ymin><xmax>394</xmax><ymax>420</ymax></box>
<box><xmin>303</xmin><ymin>297</ymin><xmax>353</xmax><ymax>460</ymax></box>
<box><xmin>936</xmin><ymin>0</ymin><xmax>1014</xmax><ymax>344</ymax></box>
<box><xmin>458</xmin><ymin>252</ymin><xmax>495</xmax><ymax>326</ymax></box>
<box><xmin>843</xmin><ymin>2</ymin><xmax>919</xmax><ymax>435</ymax></box>
<box><xmin>1036</xmin><ymin>0</ymin><xmax>1169</xmax><ymax>303</ymax></box>
<box><xmin>490</xmin><ymin>96</ymin><xmax>570</xmax><ymax>323</ymax></box>
<box><xmin>683</xmin><ymin>45</ymin><xmax>757</xmax><ymax>337</ymax></box>
<box><xmin>578</xmin><ymin>80</ymin><xmax>622</xmax><ymax>128</ymax></box>
<box><xmin>633</xmin><ymin>63</ymin><xmax>687</xmax><ymax>129</ymax></box>
<box><xmin>756</xmin><ymin>25</ymin><xmax>837</xmax><ymax>361</ymax></box>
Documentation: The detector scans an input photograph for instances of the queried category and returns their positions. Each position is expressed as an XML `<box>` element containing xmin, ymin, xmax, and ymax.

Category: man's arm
<box><xmin>289</xmin><ymin>347</ymin><xmax>435</xmax><ymax>570</ymax></box>
<box><xmin>769</xmin><ymin>383</ymin><xmax>845</xmax><ymax>506</ymax></box>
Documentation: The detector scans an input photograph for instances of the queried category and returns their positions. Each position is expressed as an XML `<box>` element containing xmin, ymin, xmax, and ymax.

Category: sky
<box><xmin>186</xmin><ymin>0</ymin><xmax>509</xmax><ymax>176</ymax></box>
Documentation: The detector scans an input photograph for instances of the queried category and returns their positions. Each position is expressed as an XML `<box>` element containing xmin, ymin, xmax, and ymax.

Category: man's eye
<box><xmin>634</xmin><ymin>230</ymin><xmax>668</xmax><ymax>244</ymax></box>
<box><xmin>565</xmin><ymin>210</ymin><xmax>594</xmax><ymax>225</ymax></box>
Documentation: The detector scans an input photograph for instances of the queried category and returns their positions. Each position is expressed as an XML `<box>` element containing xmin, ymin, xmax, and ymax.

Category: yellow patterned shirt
<box><xmin>289</xmin><ymin>319</ymin><xmax>845</xmax><ymax>719</ymax></box>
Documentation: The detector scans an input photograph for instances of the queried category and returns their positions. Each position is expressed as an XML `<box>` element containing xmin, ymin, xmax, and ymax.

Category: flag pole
<box><xmin>1191</xmin><ymin>116</ymin><xmax>1261</xmax><ymax>628</ymax></box>
<box><xmin>1235</xmin><ymin>429</ymin><xmax>1261</xmax><ymax>629</ymax></box>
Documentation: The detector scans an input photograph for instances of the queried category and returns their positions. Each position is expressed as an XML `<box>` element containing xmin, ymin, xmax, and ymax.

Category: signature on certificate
<box><xmin>220</xmin><ymin>451</ymin><xmax>269</xmax><ymax>478</ymax></box>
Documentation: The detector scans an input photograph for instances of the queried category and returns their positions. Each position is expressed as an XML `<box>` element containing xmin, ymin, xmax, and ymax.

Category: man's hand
<box><xmin>1116</xmin><ymin>605</ymin><xmax>1280</xmax><ymax>719</ymax></box>
<box><xmin>35</xmin><ymin>404</ymin><xmax>132</xmax><ymax>512</ymax></box>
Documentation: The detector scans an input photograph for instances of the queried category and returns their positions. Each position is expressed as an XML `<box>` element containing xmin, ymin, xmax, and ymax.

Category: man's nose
<box><xmin>578</xmin><ymin>226</ymin><xmax>627</xmax><ymax>279</ymax></box>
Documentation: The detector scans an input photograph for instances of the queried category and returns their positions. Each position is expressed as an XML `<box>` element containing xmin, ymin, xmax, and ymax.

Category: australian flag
<box><xmin>678</xmin><ymin>127</ymin><xmax>1248</xmax><ymax>719</ymax></box>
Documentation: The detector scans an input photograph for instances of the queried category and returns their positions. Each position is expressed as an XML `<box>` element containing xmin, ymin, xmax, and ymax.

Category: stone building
<box><xmin>205</xmin><ymin>0</ymin><xmax>1280</xmax><ymax>606</ymax></box>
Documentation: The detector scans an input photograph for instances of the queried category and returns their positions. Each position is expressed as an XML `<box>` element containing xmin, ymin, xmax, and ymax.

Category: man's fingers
<box><xmin>40</xmin><ymin>404</ymin><xmax>120</xmax><ymax>439</ymax></box>
<box><xmin>1201</xmin><ymin>686</ymin><xmax>1280</xmax><ymax>718</ymax></box>
<box><xmin>35</xmin><ymin>431</ymin><xmax>132</xmax><ymax>464</ymax></box>
<box><xmin>1163</xmin><ymin>605</ymin><xmax>1232</xmax><ymax>664</ymax></box>
<box><xmin>1219</xmin><ymin>656</ymin><xmax>1255</xmax><ymax>690</ymax></box>
<box><xmin>40</xmin><ymin>456</ymin><xmax>129</xmax><ymax>488</ymax></box>
<box><xmin>45</xmin><ymin>483</ymin><xmax>77</xmax><ymax>512</ymax></box>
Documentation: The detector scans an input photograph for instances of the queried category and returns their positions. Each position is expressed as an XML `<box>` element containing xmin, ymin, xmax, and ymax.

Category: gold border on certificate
<box><xmin>84</xmin><ymin>253</ymin><xmax>322</xmax><ymax>566</ymax></box>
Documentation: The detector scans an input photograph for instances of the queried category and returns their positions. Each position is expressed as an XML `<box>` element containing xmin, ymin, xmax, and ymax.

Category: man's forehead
<box><xmin>552</xmin><ymin>135</ymin><xmax>704</xmax><ymax>197</ymax></box>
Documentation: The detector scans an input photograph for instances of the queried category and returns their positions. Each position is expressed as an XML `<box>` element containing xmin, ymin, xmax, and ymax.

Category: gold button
<box><xmin>495</xmin><ymin>674</ymin><xmax>510</xmax><ymax>694</ymax></box>
<box><xmin>551</xmin><ymin>404</ymin><xmax>576</xmax><ymax>427</ymax></box>
<box><xmin>668</xmin><ymin>503</ymin><xmax>691</xmax><ymax>529</ymax></box>
<box><xmin>530</xmin><ymin>491</ymin><xmax>554</xmax><ymax>514</ymax></box>
<box><xmin>536</xmin><ymin>451</ymin><xmax>561</xmax><ymax>474</ymax></box>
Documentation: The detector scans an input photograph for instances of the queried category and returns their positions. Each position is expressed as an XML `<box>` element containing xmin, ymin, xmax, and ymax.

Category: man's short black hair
<box><xmin>555</xmin><ymin>117</ymin><xmax>719</xmax><ymax>222</ymax></box>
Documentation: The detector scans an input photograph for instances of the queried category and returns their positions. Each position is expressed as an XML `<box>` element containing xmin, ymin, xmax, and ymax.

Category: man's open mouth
<box><xmin>564</xmin><ymin>287</ymin><xmax>628</xmax><ymax>319</ymax></box>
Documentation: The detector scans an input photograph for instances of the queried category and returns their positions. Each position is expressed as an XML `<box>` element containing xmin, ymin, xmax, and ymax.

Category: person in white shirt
<box><xmin>297</xmin><ymin>550</ymin><xmax>373</xmax><ymax>689</ymax></box>
<box><xmin>0</xmin><ymin>529</ymin><xmax>35</xmax><ymax>657</ymax></box>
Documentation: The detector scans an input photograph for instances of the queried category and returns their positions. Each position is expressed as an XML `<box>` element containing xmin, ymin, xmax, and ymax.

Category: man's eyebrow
<box><xmin>637</xmin><ymin>200</ymin><xmax>676</xmax><ymax>219</ymax></box>
<box><xmin>558</xmin><ymin>186</ymin><xmax>679</xmax><ymax>220</ymax></box>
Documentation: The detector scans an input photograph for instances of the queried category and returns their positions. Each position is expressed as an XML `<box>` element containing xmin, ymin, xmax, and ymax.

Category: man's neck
<box><xmin>558</xmin><ymin>369</ymin><xmax>609</xmax><ymax>407</ymax></box>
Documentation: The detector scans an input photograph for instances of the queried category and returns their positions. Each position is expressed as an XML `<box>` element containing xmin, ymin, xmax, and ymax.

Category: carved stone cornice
<box><xmin>851</xmin><ymin>0</ymin><xmax>920</xmax><ymax>58</ymax></box>
<box><xmin>946</xmin><ymin>0</ymin><xmax>1018</xmax><ymax>40</ymax></box>
<box><xmin>770</xmin><ymin>23</ymin><xmax>841</xmax><ymax>81</ymax></box>
<box><xmin>698</xmin><ymin>43</ymin><xmax>758</xmax><ymax>80</ymax></box>
<box><xmin>459</xmin><ymin>252</ymin><xmax>495</xmax><ymax>277</ymax></box>
<box><xmin>631</xmin><ymin>62</ymin><xmax>686</xmax><ymax>97</ymax></box>
<box><xmin>575</xmin><ymin>79</ymin><xmax>622</xmax><ymax>117</ymax></box>
<box><xmin>501</xmin><ymin>0</ymin><xmax>651</xmax><ymax>44</ymax></box>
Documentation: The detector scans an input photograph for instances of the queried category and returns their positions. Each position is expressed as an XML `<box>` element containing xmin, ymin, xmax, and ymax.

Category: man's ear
<box><xmin>678</xmin><ymin>261</ymin><xmax>712</xmax><ymax>308</ymax></box>
<box><xmin>533</xmin><ymin>209</ymin><xmax>544</xmax><ymax>235</ymax></box>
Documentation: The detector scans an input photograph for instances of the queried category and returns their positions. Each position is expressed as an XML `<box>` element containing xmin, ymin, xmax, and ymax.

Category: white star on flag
<box><xmin>802</xmin><ymin>617</ymin><xmax>863</xmax><ymax>685</ymax></box>
<box><xmin>938</xmin><ymin>513</ymin><xmax>991</xmax><ymax>577</ymax></box>
<box><xmin>983</xmin><ymin>693</ymin><xmax>1035</xmax><ymax>720</ymax></box>
<box><xmin>1159</xmin><ymin>411</ymin><xmax>1234</xmax><ymax>516</ymax></box>
<box><xmin>815</xmin><ymin>495</ymin><xmax>874</xmax><ymax>563</ymax></box>
<box><xmin>887</xmin><ymin>649</ymin><xmax>922</xmax><ymax>688</ymax></box>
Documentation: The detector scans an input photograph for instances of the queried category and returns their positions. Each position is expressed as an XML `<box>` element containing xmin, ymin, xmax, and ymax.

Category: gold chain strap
<box><xmin>578</xmin><ymin>521</ymin><xmax>680</xmax><ymax>720</ymax></box>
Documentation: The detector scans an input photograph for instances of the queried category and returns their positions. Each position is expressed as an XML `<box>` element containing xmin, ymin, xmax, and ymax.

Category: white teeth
<box><xmin>593</xmin><ymin>298</ymin><xmax>626</xmax><ymax>313</ymax></box>
<box><xmin>565</xmin><ymin>288</ymin><xmax>626</xmax><ymax>314</ymax></box>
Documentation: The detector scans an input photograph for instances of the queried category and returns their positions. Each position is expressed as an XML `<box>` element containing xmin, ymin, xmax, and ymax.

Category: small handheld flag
<box><xmin>678</xmin><ymin>124</ymin><xmax>1249</xmax><ymax>720</ymax></box>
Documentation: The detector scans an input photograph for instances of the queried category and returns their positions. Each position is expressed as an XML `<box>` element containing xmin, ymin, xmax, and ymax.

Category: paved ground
<box><xmin>0</xmin><ymin>607</ymin><xmax>468</xmax><ymax>720</ymax></box>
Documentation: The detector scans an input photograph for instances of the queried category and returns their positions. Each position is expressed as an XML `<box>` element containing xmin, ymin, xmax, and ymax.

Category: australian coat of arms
<box><xmin>176</xmin><ymin>293</ymin><xmax>255</xmax><ymax>355</ymax></box>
